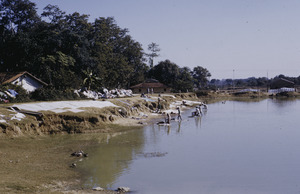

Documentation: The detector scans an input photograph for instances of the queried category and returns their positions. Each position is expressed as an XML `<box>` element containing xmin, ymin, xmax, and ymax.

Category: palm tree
<box><xmin>83</xmin><ymin>69</ymin><xmax>102</xmax><ymax>90</ymax></box>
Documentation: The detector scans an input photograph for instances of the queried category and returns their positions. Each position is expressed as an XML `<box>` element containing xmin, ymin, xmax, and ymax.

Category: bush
<box><xmin>195</xmin><ymin>90</ymin><xmax>209</xmax><ymax>97</ymax></box>
<box><xmin>31</xmin><ymin>87</ymin><xmax>80</xmax><ymax>101</ymax></box>
<box><xmin>0</xmin><ymin>84</ymin><xmax>31</xmax><ymax>103</ymax></box>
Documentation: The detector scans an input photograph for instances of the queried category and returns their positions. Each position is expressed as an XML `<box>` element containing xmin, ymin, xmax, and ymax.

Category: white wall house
<box><xmin>0</xmin><ymin>71</ymin><xmax>48</xmax><ymax>93</ymax></box>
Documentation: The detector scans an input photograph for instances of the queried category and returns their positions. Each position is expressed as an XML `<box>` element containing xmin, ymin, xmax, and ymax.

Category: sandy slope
<box><xmin>13</xmin><ymin>100</ymin><xmax>118</xmax><ymax>113</ymax></box>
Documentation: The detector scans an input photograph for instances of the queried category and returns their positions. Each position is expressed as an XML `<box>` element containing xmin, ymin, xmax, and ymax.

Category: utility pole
<box><xmin>232</xmin><ymin>69</ymin><xmax>235</xmax><ymax>91</ymax></box>
<box><xmin>267</xmin><ymin>70</ymin><xmax>269</xmax><ymax>92</ymax></box>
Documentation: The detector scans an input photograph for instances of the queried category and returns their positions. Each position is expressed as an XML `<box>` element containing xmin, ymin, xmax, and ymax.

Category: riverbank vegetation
<box><xmin>0</xmin><ymin>0</ymin><xmax>211</xmax><ymax>96</ymax></box>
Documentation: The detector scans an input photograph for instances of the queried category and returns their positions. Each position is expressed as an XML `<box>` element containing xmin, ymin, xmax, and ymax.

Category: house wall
<box><xmin>11</xmin><ymin>75</ymin><xmax>44</xmax><ymax>92</ymax></box>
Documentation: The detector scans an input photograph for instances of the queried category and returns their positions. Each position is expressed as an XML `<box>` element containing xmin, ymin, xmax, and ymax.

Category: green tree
<box><xmin>40</xmin><ymin>51</ymin><xmax>77</xmax><ymax>89</ymax></box>
<box><xmin>82</xmin><ymin>69</ymin><xmax>102</xmax><ymax>90</ymax></box>
<box><xmin>175</xmin><ymin>67</ymin><xmax>194</xmax><ymax>92</ymax></box>
<box><xmin>246</xmin><ymin>77</ymin><xmax>258</xmax><ymax>86</ymax></box>
<box><xmin>91</xmin><ymin>17</ymin><xmax>146</xmax><ymax>88</ymax></box>
<box><xmin>256</xmin><ymin>77</ymin><xmax>268</xmax><ymax>87</ymax></box>
<box><xmin>146</xmin><ymin>42</ymin><xmax>160</xmax><ymax>68</ymax></box>
<box><xmin>0</xmin><ymin>0</ymin><xmax>40</xmax><ymax>33</ymax></box>
<box><xmin>149</xmin><ymin>60</ymin><xmax>179</xmax><ymax>87</ymax></box>
<box><xmin>1</xmin><ymin>1</ymin><xmax>147</xmax><ymax>91</ymax></box>
<box><xmin>0</xmin><ymin>0</ymin><xmax>41</xmax><ymax>72</ymax></box>
<box><xmin>149</xmin><ymin>60</ymin><xmax>195</xmax><ymax>92</ymax></box>
<box><xmin>41</xmin><ymin>4</ymin><xmax>65</xmax><ymax>24</ymax></box>
<box><xmin>235</xmin><ymin>79</ymin><xmax>246</xmax><ymax>87</ymax></box>
<box><xmin>192</xmin><ymin>66</ymin><xmax>211</xmax><ymax>89</ymax></box>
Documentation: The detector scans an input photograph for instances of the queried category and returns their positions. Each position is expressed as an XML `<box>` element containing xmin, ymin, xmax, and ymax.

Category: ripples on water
<box><xmin>81</xmin><ymin>98</ymin><xmax>300</xmax><ymax>194</ymax></box>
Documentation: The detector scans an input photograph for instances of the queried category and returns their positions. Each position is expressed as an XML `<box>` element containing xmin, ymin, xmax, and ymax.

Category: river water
<box><xmin>80</xmin><ymin>98</ymin><xmax>300</xmax><ymax>194</ymax></box>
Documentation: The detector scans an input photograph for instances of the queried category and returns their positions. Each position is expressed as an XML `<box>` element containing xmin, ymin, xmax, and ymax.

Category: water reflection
<box><xmin>177</xmin><ymin>120</ymin><xmax>181</xmax><ymax>133</ymax></box>
<box><xmin>270</xmin><ymin>97</ymin><xmax>298</xmax><ymax>107</ymax></box>
<box><xmin>158</xmin><ymin>120</ymin><xmax>183</xmax><ymax>134</ymax></box>
<box><xmin>81</xmin><ymin>98</ymin><xmax>300</xmax><ymax>194</ymax></box>
<box><xmin>80</xmin><ymin>130</ymin><xmax>145</xmax><ymax>189</ymax></box>
<box><xmin>194</xmin><ymin>116</ymin><xmax>202</xmax><ymax>128</ymax></box>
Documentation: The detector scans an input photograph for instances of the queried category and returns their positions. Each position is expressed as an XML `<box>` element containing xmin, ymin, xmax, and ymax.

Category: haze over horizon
<box><xmin>32</xmin><ymin>0</ymin><xmax>300</xmax><ymax>80</ymax></box>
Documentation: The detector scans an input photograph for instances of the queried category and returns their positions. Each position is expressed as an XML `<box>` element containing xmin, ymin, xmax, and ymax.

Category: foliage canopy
<box><xmin>0</xmin><ymin>0</ymin><xmax>212</xmax><ymax>94</ymax></box>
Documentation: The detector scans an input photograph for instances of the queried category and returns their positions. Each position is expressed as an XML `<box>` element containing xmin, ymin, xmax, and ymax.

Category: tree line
<box><xmin>210</xmin><ymin>74</ymin><xmax>300</xmax><ymax>89</ymax></box>
<box><xmin>0</xmin><ymin>0</ymin><xmax>211</xmax><ymax>93</ymax></box>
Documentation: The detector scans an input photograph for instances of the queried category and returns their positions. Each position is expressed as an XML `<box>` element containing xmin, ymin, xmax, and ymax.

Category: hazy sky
<box><xmin>31</xmin><ymin>0</ymin><xmax>300</xmax><ymax>79</ymax></box>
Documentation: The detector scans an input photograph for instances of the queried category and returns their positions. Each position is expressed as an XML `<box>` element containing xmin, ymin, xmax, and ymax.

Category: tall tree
<box><xmin>149</xmin><ymin>60</ymin><xmax>194</xmax><ymax>92</ymax></box>
<box><xmin>39</xmin><ymin>51</ymin><xmax>77</xmax><ymax>89</ymax></box>
<box><xmin>192</xmin><ymin>66</ymin><xmax>211</xmax><ymax>89</ymax></box>
<box><xmin>91</xmin><ymin>17</ymin><xmax>146</xmax><ymax>88</ymax></box>
<box><xmin>1</xmin><ymin>1</ymin><xmax>147</xmax><ymax>90</ymax></box>
<box><xmin>148</xmin><ymin>60</ymin><xmax>179</xmax><ymax>87</ymax></box>
<box><xmin>146</xmin><ymin>42</ymin><xmax>160</xmax><ymax>68</ymax></box>
<box><xmin>0</xmin><ymin>0</ymin><xmax>41</xmax><ymax>72</ymax></box>
<box><xmin>176</xmin><ymin>67</ymin><xmax>194</xmax><ymax>92</ymax></box>
<box><xmin>0</xmin><ymin>0</ymin><xmax>40</xmax><ymax>33</ymax></box>
<box><xmin>41</xmin><ymin>4</ymin><xmax>66</xmax><ymax>24</ymax></box>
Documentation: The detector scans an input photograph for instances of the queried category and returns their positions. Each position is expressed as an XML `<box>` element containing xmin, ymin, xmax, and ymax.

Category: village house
<box><xmin>130</xmin><ymin>79</ymin><xmax>171</xmax><ymax>94</ymax></box>
<box><xmin>0</xmin><ymin>71</ymin><xmax>48</xmax><ymax>93</ymax></box>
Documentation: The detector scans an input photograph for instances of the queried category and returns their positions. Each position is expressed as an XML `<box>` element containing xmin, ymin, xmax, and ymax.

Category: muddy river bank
<box><xmin>0</xmin><ymin>132</ymin><xmax>132</xmax><ymax>193</ymax></box>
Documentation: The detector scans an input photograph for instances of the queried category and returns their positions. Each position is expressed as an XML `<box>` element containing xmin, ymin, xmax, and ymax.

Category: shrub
<box><xmin>195</xmin><ymin>90</ymin><xmax>209</xmax><ymax>97</ymax></box>
<box><xmin>31</xmin><ymin>87</ymin><xmax>80</xmax><ymax>101</ymax></box>
<box><xmin>0</xmin><ymin>84</ymin><xmax>31</xmax><ymax>103</ymax></box>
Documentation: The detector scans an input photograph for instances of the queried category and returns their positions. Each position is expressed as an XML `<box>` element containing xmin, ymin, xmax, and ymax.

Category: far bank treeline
<box><xmin>0</xmin><ymin>0</ymin><xmax>211</xmax><ymax>93</ymax></box>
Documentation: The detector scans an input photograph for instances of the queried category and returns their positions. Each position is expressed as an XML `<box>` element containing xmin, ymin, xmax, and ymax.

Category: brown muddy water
<box><xmin>76</xmin><ymin>98</ymin><xmax>300</xmax><ymax>194</ymax></box>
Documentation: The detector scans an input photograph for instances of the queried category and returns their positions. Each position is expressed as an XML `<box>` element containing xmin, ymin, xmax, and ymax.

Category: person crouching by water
<box><xmin>192</xmin><ymin>106</ymin><xmax>201</xmax><ymax>117</ymax></box>
<box><xmin>196</xmin><ymin>106</ymin><xmax>202</xmax><ymax>116</ymax></box>
<box><xmin>177</xmin><ymin>107</ymin><xmax>182</xmax><ymax>121</ymax></box>
<box><xmin>165</xmin><ymin>113</ymin><xmax>171</xmax><ymax>124</ymax></box>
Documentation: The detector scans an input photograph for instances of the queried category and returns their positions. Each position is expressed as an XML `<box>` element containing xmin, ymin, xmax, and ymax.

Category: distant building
<box><xmin>270</xmin><ymin>78</ymin><xmax>295</xmax><ymax>89</ymax></box>
<box><xmin>130</xmin><ymin>79</ymin><xmax>171</xmax><ymax>94</ymax></box>
<box><xmin>0</xmin><ymin>71</ymin><xmax>48</xmax><ymax>92</ymax></box>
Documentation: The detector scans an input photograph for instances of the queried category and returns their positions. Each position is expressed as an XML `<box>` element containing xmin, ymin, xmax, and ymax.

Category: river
<box><xmin>79</xmin><ymin>98</ymin><xmax>300</xmax><ymax>194</ymax></box>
